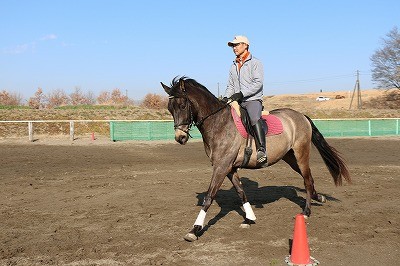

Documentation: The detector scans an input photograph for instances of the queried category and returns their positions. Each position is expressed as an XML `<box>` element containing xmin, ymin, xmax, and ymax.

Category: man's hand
<box><xmin>220</xmin><ymin>97</ymin><xmax>229</xmax><ymax>103</ymax></box>
<box><xmin>230</xmin><ymin>92</ymin><xmax>244</xmax><ymax>103</ymax></box>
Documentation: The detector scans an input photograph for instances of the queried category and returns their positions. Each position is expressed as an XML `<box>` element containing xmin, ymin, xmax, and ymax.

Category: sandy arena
<box><xmin>0</xmin><ymin>136</ymin><xmax>399</xmax><ymax>265</ymax></box>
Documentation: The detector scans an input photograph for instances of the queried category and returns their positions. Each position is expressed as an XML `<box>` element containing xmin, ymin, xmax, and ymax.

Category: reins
<box><xmin>195</xmin><ymin>101</ymin><xmax>230</xmax><ymax>127</ymax></box>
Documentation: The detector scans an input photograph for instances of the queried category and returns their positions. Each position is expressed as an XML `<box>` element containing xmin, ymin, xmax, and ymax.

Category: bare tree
<box><xmin>97</xmin><ymin>89</ymin><xmax>132</xmax><ymax>106</ymax></box>
<box><xmin>110</xmin><ymin>88</ymin><xmax>132</xmax><ymax>106</ymax></box>
<box><xmin>97</xmin><ymin>91</ymin><xmax>111</xmax><ymax>105</ymax></box>
<box><xmin>371</xmin><ymin>27</ymin><xmax>400</xmax><ymax>89</ymax></box>
<box><xmin>141</xmin><ymin>93</ymin><xmax>168</xmax><ymax>109</ymax></box>
<box><xmin>70</xmin><ymin>86</ymin><xmax>96</xmax><ymax>105</ymax></box>
<box><xmin>28</xmin><ymin>87</ymin><xmax>46</xmax><ymax>109</ymax></box>
<box><xmin>85</xmin><ymin>91</ymin><xmax>96</xmax><ymax>105</ymax></box>
<box><xmin>46</xmin><ymin>89</ymin><xmax>70</xmax><ymax>108</ymax></box>
<box><xmin>0</xmin><ymin>90</ymin><xmax>22</xmax><ymax>106</ymax></box>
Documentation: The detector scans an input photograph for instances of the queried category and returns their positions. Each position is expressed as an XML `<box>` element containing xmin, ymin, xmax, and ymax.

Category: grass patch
<box><xmin>0</xmin><ymin>105</ymin><xmax>31</xmax><ymax>110</ymax></box>
<box><xmin>55</xmin><ymin>105</ymin><xmax>136</xmax><ymax>110</ymax></box>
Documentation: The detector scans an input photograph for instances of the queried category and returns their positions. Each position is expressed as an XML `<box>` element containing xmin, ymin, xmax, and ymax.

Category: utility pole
<box><xmin>217</xmin><ymin>82</ymin><xmax>220</xmax><ymax>98</ymax></box>
<box><xmin>349</xmin><ymin>70</ymin><xmax>362</xmax><ymax>109</ymax></box>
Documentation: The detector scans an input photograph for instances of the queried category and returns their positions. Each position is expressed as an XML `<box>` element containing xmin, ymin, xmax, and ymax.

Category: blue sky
<box><xmin>1</xmin><ymin>1</ymin><xmax>399</xmax><ymax>101</ymax></box>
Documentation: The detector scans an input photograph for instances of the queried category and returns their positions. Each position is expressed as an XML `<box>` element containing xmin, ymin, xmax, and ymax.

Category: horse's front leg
<box><xmin>184</xmin><ymin>166</ymin><xmax>228</xmax><ymax>242</ymax></box>
<box><xmin>227</xmin><ymin>170</ymin><xmax>256</xmax><ymax>228</ymax></box>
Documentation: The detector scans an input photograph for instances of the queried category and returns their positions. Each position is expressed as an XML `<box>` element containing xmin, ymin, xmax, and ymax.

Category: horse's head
<box><xmin>161</xmin><ymin>77</ymin><xmax>193</xmax><ymax>145</ymax></box>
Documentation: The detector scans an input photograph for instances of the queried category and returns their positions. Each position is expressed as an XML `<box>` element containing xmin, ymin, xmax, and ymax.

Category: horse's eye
<box><xmin>180</xmin><ymin>104</ymin><xmax>186</xmax><ymax>110</ymax></box>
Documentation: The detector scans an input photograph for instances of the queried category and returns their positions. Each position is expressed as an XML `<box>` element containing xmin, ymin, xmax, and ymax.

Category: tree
<box><xmin>141</xmin><ymin>93</ymin><xmax>168</xmax><ymax>109</ymax></box>
<box><xmin>97</xmin><ymin>91</ymin><xmax>111</xmax><ymax>105</ymax></box>
<box><xmin>371</xmin><ymin>27</ymin><xmax>400</xmax><ymax>89</ymax></box>
<box><xmin>0</xmin><ymin>90</ymin><xmax>22</xmax><ymax>106</ymax></box>
<box><xmin>110</xmin><ymin>88</ymin><xmax>131</xmax><ymax>105</ymax></box>
<box><xmin>97</xmin><ymin>89</ymin><xmax>132</xmax><ymax>106</ymax></box>
<box><xmin>70</xmin><ymin>86</ymin><xmax>96</xmax><ymax>105</ymax></box>
<box><xmin>28</xmin><ymin>88</ymin><xmax>46</xmax><ymax>109</ymax></box>
<box><xmin>46</xmin><ymin>89</ymin><xmax>69</xmax><ymax>108</ymax></box>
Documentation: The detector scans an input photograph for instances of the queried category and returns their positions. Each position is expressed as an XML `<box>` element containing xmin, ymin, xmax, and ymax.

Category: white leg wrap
<box><xmin>243</xmin><ymin>202</ymin><xmax>256</xmax><ymax>221</ymax></box>
<box><xmin>194</xmin><ymin>209</ymin><xmax>207</xmax><ymax>227</ymax></box>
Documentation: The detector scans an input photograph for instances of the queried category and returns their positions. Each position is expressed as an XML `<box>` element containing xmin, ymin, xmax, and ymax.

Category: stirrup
<box><xmin>256</xmin><ymin>149</ymin><xmax>267</xmax><ymax>164</ymax></box>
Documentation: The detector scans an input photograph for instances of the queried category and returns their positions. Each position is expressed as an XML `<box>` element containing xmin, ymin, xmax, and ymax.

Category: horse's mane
<box><xmin>170</xmin><ymin>76</ymin><xmax>217</xmax><ymax>100</ymax></box>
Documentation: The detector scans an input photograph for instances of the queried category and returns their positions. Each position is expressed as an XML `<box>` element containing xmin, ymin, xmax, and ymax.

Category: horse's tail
<box><xmin>305</xmin><ymin>115</ymin><xmax>351</xmax><ymax>186</ymax></box>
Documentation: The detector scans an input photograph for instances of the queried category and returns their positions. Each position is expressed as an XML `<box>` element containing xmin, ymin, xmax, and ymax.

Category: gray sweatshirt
<box><xmin>225</xmin><ymin>53</ymin><xmax>264</xmax><ymax>101</ymax></box>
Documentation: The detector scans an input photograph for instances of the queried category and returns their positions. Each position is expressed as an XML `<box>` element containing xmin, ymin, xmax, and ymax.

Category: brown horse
<box><xmin>161</xmin><ymin>77</ymin><xmax>350</xmax><ymax>242</ymax></box>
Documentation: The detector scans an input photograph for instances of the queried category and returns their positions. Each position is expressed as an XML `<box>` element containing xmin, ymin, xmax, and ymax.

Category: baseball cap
<box><xmin>228</xmin><ymin>35</ymin><xmax>250</xmax><ymax>47</ymax></box>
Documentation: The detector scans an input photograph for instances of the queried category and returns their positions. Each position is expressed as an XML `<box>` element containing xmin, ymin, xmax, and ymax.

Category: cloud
<box><xmin>61</xmin><ymin>41</ymin><xmax>75</xmax><ymax>47</ymax></box>
<box><xmin>3</xmin><ymin>42</ymin><xmax>36</xmax><ymax>54</ymax></box>
<box><xmin>2</xmin><ymin>34</ymin><xmax>58</xmax><ymax>54</ymax></box>
<box><xmin>2</xmin><ymin>34</ymin><xmax>57</xmax><ymax>54</ymax></box>
<box><xmin>40</xmin><ymin>34</ymin><xmax>57</xmax><ymax>41</ymax></box>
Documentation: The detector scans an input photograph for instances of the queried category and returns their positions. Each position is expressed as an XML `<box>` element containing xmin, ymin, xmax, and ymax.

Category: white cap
<box><xmin>228</xmin><ymin>35</ymin><xmax>250</xmax><ymax>47</ymax></box>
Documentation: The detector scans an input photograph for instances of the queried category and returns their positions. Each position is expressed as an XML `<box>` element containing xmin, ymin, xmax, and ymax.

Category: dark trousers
<box><xmin>240</xmin><ymin>100</ymin><xmax>263</xmax><ymax>126</ymax></box>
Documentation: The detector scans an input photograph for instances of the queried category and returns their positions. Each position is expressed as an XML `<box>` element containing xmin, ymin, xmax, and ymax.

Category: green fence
<box><xmin>313</xmin><ymin>118</ymin><xmax>399</xmax><ymax>137</ymax></box>
<box><xmin>109</xmin><ymin>121</ymin><xmax>201</xmax><ymax>141</ymax></box>
<box><xmin>109</xmin><ymin>118</ymin><xmax>400</xmax><ymax>141</ymax></box>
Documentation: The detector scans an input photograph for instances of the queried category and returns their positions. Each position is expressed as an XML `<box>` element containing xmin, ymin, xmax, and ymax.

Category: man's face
<box><xmin>232</xmin><ymin>43</ymin><xmax>248</xmax><ymax>57</ymax></box>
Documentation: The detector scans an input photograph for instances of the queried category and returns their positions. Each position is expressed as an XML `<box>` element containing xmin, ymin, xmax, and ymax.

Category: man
<box><xmin>222</xmin><ymin>35</ymin><xmax>267</xmax><ymax>164</ymax></box>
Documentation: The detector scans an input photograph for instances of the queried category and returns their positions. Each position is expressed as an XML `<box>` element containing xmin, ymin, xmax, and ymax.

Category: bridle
<box><xmin>170</xmin><ymin>94</ymin><xmax>195</xmax><ymax>137</ymax></box>
<box><xmin>169</xmin><ymin>93</ymin><xmax>230</xmax><ymax>138</ymax></box>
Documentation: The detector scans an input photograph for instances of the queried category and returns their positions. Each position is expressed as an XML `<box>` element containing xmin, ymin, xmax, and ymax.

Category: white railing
<box><xmin>1</xmin><ymin>118</ymin><xmax>399</xmax><ymax>142</ymax></box>
<box><xmin>0</xmin><ymin>120</ymin><xmax>171</xmax><ymax>141</ymax></box>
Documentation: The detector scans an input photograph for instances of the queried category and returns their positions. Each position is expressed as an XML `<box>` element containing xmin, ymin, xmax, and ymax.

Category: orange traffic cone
<box><xmin>285</xmin><ymin>214</ymin><xmax>319</xmax><ymax>266</ymax></box>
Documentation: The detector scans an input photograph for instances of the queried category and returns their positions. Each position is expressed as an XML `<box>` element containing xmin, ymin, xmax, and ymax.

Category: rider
<box><xmin>222</xmin><ymin>35</ymin><xmax>267</xmax><ymax>164</ymax></box>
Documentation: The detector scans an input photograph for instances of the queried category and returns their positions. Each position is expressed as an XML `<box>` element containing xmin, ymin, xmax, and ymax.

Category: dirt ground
<box><xmin>0</xmin><ymin>136</ymin><xmax>399</xmax><ymax>266</ymax></box>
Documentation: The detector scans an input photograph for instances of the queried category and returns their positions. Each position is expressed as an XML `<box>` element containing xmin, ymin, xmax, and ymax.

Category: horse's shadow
<box><xmin>195</xmin><ymin>177</ymin><xmax>340</xmax><ymax>237</ymax></box>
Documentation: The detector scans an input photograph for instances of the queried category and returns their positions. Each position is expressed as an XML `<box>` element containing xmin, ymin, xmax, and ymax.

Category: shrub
<box><xmin>141</xmin><ymin>93</ymin><xmax>168</xmax><ymax>109</ymax></box>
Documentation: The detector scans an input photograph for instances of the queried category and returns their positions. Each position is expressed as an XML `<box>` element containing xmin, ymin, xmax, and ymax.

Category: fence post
<box><xmin>148</xmin><ymin>121</ymin><xmax>151</xmax><ymax>140</ymax></box>
<box><xmin>70</xmin><ymin>121</ymin><xmax>74</xmax><ymax>141</ymax></box>
<box><xmin>28</xmin><ymin>122</ymin><xmax>33</xmax><ymax>142</ymax></box>
<box><xmin>109</xmin><ymin>121</ymin><xmax>114</xmax><ymax>141</ymax></box>
<box><xmin>368</xmin><ymin>120</ymin><xmax>372</xmax><ymax>136</ymax></box>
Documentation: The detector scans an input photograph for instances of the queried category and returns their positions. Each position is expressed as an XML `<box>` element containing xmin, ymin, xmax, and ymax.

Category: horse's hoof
<box><xmin>240</xmin><ymin>218</ymin><xmax>255</xmax><ymax>229</ymax></box>
<box><xmin>295</xmin><ymin>214</ymin><xmax>309</xmax><ymax>220</ymax></box>
<box><xmin>184</xmin><ymin>233</ymin><xmax>197</xmax><ymax>242</ymax></box>
<box><xmin>240</xmin><ymin>223</ymin><xmax>251</xmax><ymax>229</ymax></box>
<box><xmin>318</xmin><ymin>194</ymin><xmax>326</xmax><ymax>203</ymax></box>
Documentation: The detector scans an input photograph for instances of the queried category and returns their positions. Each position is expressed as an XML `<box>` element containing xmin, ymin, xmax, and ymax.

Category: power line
<box><xmin>266</xmin><ymin>73</ymin><xmax>367</xmax><ymax>86</ymax></box>
<box><xmin>216</xmin><ymin>71</ymin><xmax>373</xmax><ymax>95</ymax></box>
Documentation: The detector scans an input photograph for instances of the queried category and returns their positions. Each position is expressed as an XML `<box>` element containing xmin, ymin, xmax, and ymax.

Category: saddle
<box><xmin>230</xmin><ymin>101</ymin><xmax>283</xmax><ymax>139</ymax></box>
<box><xmin>230</xmin><ymin>101</ymin><xmax>284</xmax><ymax>167</ymax></box>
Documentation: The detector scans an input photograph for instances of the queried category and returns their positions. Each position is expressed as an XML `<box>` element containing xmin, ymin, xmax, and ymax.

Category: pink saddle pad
<box><xmin>231</xmin><ymin>108</ymin><xmax>284</xmax><ymax>138</ymax></box>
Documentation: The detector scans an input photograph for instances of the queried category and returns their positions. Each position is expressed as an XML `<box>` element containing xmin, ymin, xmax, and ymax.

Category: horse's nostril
<box><xmin>178</xmin><ymin>135</ymin><xmax>188</xmax><ymax>145</ymax></box>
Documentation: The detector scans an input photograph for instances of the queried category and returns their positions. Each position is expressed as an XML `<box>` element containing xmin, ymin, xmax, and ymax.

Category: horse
<box><xmin>161</xmin><ymin>77</ymin><xmax>351</xmax><ymax>242</ymax></box>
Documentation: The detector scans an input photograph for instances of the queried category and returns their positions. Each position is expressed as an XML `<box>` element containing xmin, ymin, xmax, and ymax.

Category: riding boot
<box><xmin>252</xmin><ymin>119</ymin><xmax>267</xmax><ymax>164</ymax></box>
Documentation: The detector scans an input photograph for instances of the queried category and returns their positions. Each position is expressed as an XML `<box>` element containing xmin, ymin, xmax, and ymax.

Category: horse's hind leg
<box><xmin>283</xmin><ymin>149</ymin><xmax>325</xmax><ymax>217</ymax></box>
<box><xmin>227</xmin><ymin>171</ymin><xmax>256</xmax><ymax>228</ymax></box>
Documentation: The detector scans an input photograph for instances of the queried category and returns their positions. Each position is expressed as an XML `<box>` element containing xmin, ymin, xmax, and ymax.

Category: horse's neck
<box><xmin>198</xmin><ymin>105</ymin><xmax>233</xmax><ymax>160</ymax></box>
<box><xmin>195</xmin><ymin>102</ymin><xmax>231</xmax><ymax>139</ymax></box>
<box><xmin>191</xmin><ymin>94</ymin><xmax>219</xmax><ymax>121</ymax></box>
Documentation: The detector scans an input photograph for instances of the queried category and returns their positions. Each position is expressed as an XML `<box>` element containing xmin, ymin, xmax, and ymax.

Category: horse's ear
<box><xmin>179</xmin><ymin>78</ymin><xmax>185</xmax><ymax>92</ymax></box>
<box><xmin>160</xmin><ymin>82</ymin><xmax>171</xmax><ymax>95</ymax></box>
